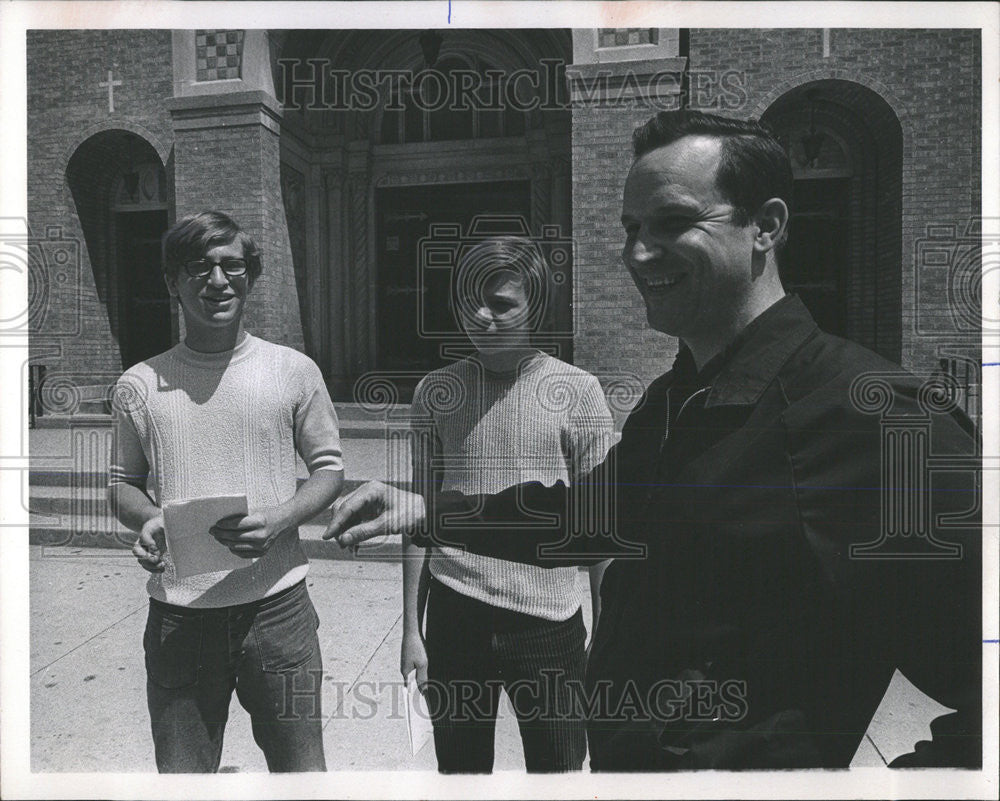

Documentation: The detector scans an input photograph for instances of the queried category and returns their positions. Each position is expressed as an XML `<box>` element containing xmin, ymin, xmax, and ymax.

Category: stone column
<box><xmin>323</xmin><ymin>167</ymin><xmax>351</xmax><ymax>398</ymax></box>
<box><xmin>345</xmin><ymin>142</ymin><xmax>373</xmax><ymax>385</ymax></box>
<box><xmin>167</xmin><ymin>30</ymin><xmax>305</xmax><ymax>351</ymax></box>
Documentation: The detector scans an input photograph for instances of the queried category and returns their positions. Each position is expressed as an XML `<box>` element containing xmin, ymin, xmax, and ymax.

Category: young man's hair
<box><xmin>453</xmin><ymin>235</ymin><xmax>553</xmax><ymax>333</ymax></box>
<box><xmin>632</xmin><ymin>110</ymin><xmax>793</xmax><ymax>248</ymax></box>
<box><xmin>162</xmin><ymin>211</ymin><xmax>263</xmax><ymax>284</ymax></box>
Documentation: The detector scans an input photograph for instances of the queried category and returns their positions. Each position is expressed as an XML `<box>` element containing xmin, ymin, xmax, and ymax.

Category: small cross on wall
<box><xmin>99</xmin><ymin>70</ymin><xmax>122</xmax><ymax>113</ymax></box>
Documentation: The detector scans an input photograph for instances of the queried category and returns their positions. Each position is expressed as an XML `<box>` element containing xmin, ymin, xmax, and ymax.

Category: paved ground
<box><xmin>28</xmin><ymin>545</ymin><xmax>551</xmax><ymax>773</ymax></box>
<box><xmin>26</xmin><ymin>544</ymin><xmax>956</xmax><ymax>775</ymax></box>
<box><xmin>22</xmin><ymin>426</ymin><xmax>952</xmax><ymax>774</ymax></box>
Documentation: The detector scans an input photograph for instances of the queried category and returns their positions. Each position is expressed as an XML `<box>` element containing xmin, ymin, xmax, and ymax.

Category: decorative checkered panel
<box><xmin>195</xmin><ymin>30</ymin><xmax>244</xmax><ymax>81</ymax></box>
<box><xmin>598</xmin><ymin>28</ymin><xmax>658</xmax><ymax>48</ymax></box>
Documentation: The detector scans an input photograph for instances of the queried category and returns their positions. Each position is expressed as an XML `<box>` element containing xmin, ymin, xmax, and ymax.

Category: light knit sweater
<box><xmin>412</xmin><ymin>352</ymin><xmax>614</xmax><ymax>621</ymax></box>
<box><xmin>109</xmin><ymin>334</ymin><xmax>343</xmax><ymax>608</ymax></box>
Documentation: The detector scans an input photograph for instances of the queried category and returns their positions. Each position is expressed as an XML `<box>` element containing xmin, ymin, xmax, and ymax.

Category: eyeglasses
<box><xmin>183</xmin><ymin>258</ymin><xmax>248</xmax><ymax>278</ymax></box>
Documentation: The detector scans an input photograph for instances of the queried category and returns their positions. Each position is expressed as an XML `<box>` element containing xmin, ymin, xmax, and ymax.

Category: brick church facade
<box><xmin>26</xmin><ymin>28</ymin><xmax>982</xmax><ymax>421</ymax></box>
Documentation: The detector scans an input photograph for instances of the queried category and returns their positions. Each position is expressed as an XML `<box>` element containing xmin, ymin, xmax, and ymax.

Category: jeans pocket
<box><xmin>253</xmin><ymin>586</ymin><xmax>319</xmax><ymax>673</ymax></box>
<box><xmin>144</xmin><ymin>604</ymin><xmax>203</xmax><ymax>690</ymax></box>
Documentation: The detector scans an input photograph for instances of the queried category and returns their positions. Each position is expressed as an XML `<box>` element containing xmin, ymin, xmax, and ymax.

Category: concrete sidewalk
<box><xmin>28</xmin><ymin>545</ymin><xmax>593</xmax><ymax>773</ymax></box>
<box><xmin>28</xmin><ymin>544</ymin><xmax>956</xmax><ymax>774</ymax></box>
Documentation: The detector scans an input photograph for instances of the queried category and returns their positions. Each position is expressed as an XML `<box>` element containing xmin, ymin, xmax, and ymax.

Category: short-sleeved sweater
<box><xmin>109</xmin><ymin>333</ymin><xmax>343</xmax><ymax>608</ymax></box>
<box><xmin>411</xmin><ymin>352</ymin><xmax>614</xmax><ymax>621</ymax></box>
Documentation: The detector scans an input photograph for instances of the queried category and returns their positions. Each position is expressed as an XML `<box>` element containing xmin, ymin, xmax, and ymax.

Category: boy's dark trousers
<box><xmin>424</xmin><ymin>576</ymin><xmax>588</xmax><ymax>773</ymax></box>
<box><xmin>143</xmin><ymin>579</ymin><xmax>326</xmax><ymax>772</ymax></box>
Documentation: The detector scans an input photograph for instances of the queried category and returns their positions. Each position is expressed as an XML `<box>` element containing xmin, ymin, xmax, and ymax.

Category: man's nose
<box><xmin>473</xmin><ymin>305</ymin><xmax>495</xmax><ymax>328</ymax></box>
<box><xmin>207</xmin><ymin>264</ymin><xmax>229</xmax><ymax>286</ymax></box>
<box><xmin>627</xmin><ymin>234</ymin><xmax>661</xmax><ymax>264</ymax></box>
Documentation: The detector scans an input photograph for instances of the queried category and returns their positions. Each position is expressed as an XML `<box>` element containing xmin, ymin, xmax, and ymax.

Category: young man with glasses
<box><xmin>108</xmin><ymin>211</ymin><xmax>343</xmax><ymax>772</ymax></box>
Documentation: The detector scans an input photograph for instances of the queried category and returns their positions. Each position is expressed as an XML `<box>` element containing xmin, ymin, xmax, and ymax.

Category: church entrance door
<box><xmin>375</xmin><ymin>180</ymin><xmax>531</xmax><ymax>397</ymax></box>
<box><xmin>115</xmin><ymin>209</ymin><xmax>170</xmax><ymax>368</ymax></box>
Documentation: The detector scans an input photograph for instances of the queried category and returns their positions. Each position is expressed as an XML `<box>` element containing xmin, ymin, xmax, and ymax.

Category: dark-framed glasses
<box><xmin>183</xmin><ymin>258</ymin><xmax>248</xmax><ymax>278</ymax></box>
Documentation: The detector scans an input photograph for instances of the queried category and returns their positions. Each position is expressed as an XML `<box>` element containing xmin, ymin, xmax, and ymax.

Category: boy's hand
<box><xmin>133</xmin><ymin>515</ymin><xmax>166</xmax><ymax>573</ymax></box>
<box><xmin>210</xmin><ymin>507</ymin><xmax>288</xmax><ymax>557</ymax></box>
<box><xmin>400</xmin><ymin>630</ymin><xmax>429</xmax><ymax>691</ymax></box>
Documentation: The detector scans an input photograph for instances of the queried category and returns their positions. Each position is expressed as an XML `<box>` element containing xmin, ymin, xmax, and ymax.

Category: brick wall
<box><xmin>571</xmin><ymin>101</ymin><xmax>678</xmax><ymax>389</ymax></box>
<box><xmin>688</xmin><ymin>28</ymin><xmax>981</xmax><ymax>376</ymax></box>
<box><xmin>570</xmin><ymin>29</ymin><xmax>980</xmax><ymax>393</ymax></box>
<box><xmin>170</xmin><ymin>107</ymin><xmax>305</xmax><ymax>352</ymax></box>
<box><xmin>27</xmin><ymin>30</ymin><xmax>175</xmax><ymax>392</ymax></box>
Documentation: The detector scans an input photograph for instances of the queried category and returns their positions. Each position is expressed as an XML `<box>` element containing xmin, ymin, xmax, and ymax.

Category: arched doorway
<box><xmin>763</xmin><ymin>80</ymin><xmax>903</xmax><ymax>362</ymax></box>
<box><xmin>275</xmin><ymin>29</ymin><xmax>573</xmax><ymax>399</ymax></box>
<box><xmin>67</xmin><ymin>130</ymin><xmax>172</xmax><ymax>370</ymax></box>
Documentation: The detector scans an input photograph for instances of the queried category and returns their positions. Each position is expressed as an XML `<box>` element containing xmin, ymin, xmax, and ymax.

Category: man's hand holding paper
<box><xmin>210</xmin><ymin>506</ymin><xmax>290</xmax><ymax>557</ymax></box>
<box><xmin>132</xmin><ymin>515</ymin><xmax>166</xmax><ymax>573</ymax></box>
<box><xmin>162</xmin><ymin>495</ymin><xmax>252</xmax><ymax>579</ymax></box>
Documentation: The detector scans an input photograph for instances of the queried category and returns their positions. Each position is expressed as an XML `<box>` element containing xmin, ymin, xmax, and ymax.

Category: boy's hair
<box><xmin>162</xmin><ymin>211</ymin><xmax>263</xmax><ymax>284</ymax></box>
<box><xmin>453</xmin><ymin>236</ymin><xmax>553</xmax><ymax>332</ymax></box>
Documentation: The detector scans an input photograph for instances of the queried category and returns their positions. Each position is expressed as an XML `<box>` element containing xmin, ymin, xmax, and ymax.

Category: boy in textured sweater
<box><xmin>400</xmin><ymin>236</ymin><xmax>614</xmax><ymax>773</ymax></box>
<box><xmin>108</xmin><ymin>211</ymin><xmax>343</xmax><ymax>772</ymax></box>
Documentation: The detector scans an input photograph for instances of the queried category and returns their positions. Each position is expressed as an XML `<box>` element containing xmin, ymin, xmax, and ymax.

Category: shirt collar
<box><xmin>670</xmin><ymin>294</ymin><xmax>818</xmax><ymax>408</ymax></box>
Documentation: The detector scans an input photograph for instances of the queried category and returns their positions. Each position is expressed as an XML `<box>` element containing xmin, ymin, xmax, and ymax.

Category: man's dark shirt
<box><xmin>416</xmin><ymin>295</ymin><xmax>981</xmax><ymax>769</ymax></box>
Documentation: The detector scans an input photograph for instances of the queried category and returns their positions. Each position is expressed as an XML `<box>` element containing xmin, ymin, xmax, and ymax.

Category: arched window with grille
<box><xmin>380</xmin><ymin>56</ymin><xmax>527</xmax><ymax>144</ymax></box>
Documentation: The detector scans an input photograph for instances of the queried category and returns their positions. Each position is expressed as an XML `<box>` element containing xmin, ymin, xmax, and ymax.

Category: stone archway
<box><xmin>275</xmin><ymin>29</ymin><xmax>573</xmax><ymax>399</ymax></box>
<box><xmin>763</xmin><ymin>79</ymin><xmax>903</xmax><ymax>362</ymax></box>
<box><xmin>66</xmin><ymin>130</ymin><xmax>173</xmax><ymax>370</ymax></box>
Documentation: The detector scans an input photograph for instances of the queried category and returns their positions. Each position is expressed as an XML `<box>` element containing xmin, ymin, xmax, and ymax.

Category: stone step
<box><xmin>27</xmin><ymin>519</ymin><xmax>402</xmax><ymax>561</ymax></box>
<box><xmin>28</xmin><ymin>483</ymin><xmax>106</xmax><ymax>515</ymax></box>
<box><xmin>31</xmin><ymin>403</ymin><xmax>415</xmax><ymax>436</ymax></box>
<box><xmin>28</xmin><ymin>470</ymin><xmax>109</xmax><ymax>489</ymax></box>
<box><xmin>28</xmin><ymin>479</ymin><xmax>410</xmax><ymax>559</ymax></box>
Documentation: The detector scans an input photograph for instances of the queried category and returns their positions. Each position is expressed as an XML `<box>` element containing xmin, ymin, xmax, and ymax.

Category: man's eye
<box><xmin>653</xmin><ymin>218</ymin><xmax>688</xmax><ymax>232</ymax></box>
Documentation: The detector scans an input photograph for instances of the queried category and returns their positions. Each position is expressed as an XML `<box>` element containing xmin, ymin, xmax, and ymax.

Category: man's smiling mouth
<box><xmin>642</xmin><ymin>275</ymin><xmax>685</xmax><ymax>293</ymax></box>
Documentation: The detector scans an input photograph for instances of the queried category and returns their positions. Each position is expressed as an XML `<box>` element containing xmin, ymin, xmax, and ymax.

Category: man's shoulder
<box><xmin>416</xmin><ymin>360</ymin><xmax>468</xmax><ymax>389</ymax></box>
<box><xmin>412</xmin><ymin>359</ymin><xmax>473</xmax><ymax>406</ymax></box>
<box><xmin>533</xmin><ymin>354</ymin><xmax>601</xmax><ymax>385</ymax></box>
<box><xmin>781</xmin><ymin>329</ymin><xmax>919</xmax><ymax>400</ymax></box>
<box><xmin>251</xmin><ymin>337</ymin><xmax>322</xmax><ymax>375</ymax></box>
<box><xmin>117</xmin><ymin>346</ymin><xmax>179</xmax><ymax>384</ymax></box>
<box><xmin>779</xmin><ymin>329</ymin><xmax>975</xmax><ymax>442</ymax></box>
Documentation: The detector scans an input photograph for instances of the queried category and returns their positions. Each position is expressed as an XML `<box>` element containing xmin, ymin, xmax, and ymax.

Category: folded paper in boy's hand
<box><xmin>162</xmin><ymin>495</ymin><xmax>251</xmax><ymax>579</ymax></box>
<box><xmin>404</xmin><ymin>669</ymin><xmax>434</xmax><ymax>756</ymax></box>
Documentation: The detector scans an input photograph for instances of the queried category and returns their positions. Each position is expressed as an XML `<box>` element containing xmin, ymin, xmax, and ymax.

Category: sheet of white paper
<box><xmin>162</xmin><ymin>495</ymin><xmax>251</xmax><ymax>579</ymax></box>
<box><xmin>404</xmin><ymin>669</ymin><xmax>434</xmax><ymax>757</ymax></box>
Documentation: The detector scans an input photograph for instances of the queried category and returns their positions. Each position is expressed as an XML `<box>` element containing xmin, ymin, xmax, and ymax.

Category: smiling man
<box><xmin>108</xmin><ymin>211</ymin><xmax>343</xmax><ymax>772</ymax></box>
<box><xmin>325</xmin><ymin>111</ymin><xmax>981</xmax><ymax>770</ymax></box>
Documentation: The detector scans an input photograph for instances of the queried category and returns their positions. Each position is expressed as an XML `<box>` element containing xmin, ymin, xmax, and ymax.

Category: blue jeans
<box><xmin>143</xmin><ymin>579</ymin><xmax>326</xmax><ymax>772</ymax></box>
<box><xmin>424</xmin><ymin>577</ymin><xmax>588</xmax><ymax>773</ymax></box>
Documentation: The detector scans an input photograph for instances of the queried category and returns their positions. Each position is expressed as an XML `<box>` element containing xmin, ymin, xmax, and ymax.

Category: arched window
<box><xmin>380</xmin><ymin>56</ymin><xmax>527</xmax><ymax>144</ymax></box>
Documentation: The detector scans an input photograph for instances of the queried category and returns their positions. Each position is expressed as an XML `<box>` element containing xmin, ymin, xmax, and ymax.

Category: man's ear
<box><xmin>752</xmin><ymin>197</ymin><xmax>789</xmax><ymax>255</ymax></box>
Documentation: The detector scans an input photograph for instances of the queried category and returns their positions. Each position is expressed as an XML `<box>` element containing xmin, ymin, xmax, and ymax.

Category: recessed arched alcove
<box><xmin>66</xmin><ymin>129</ymin><xmax>172</xmax><ymax>369</ymax></box>
<box><xmin>763</xmin><ymin>79</ymin><xmax>903</xmax><ymax>362</ymax></box>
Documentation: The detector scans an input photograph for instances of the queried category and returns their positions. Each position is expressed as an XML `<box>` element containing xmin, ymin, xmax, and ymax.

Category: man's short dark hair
<box><xmin>632</xmin><ymin>110</ymin><xmax>793</xmax><ymax>240</ymax></box>
<box><xmin>162</xmin><ymin>211</ymin><xmax>262</xmax><ymax>284</ymax></box>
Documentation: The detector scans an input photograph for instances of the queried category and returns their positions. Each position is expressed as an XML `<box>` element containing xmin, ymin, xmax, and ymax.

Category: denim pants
<box><xmin>143</xmin><ymin>579</ymin><xmax>326</xmax><ymax>772</ymax></box>
<box><xmin>424</xmin><ymin>577</ymin><xmax>588</xmax><ymax>773</ymax></box>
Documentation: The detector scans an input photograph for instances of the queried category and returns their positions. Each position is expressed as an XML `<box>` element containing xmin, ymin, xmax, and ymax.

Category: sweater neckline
<box><xmin>478</xmin><ymin>349</ymin><xmax>547</xmax><ymax>380</ymax></box>
<box><xmin>174</xmin><ymin>332</ymin><xmax>258</xmax><ymax>367</ymax></box>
